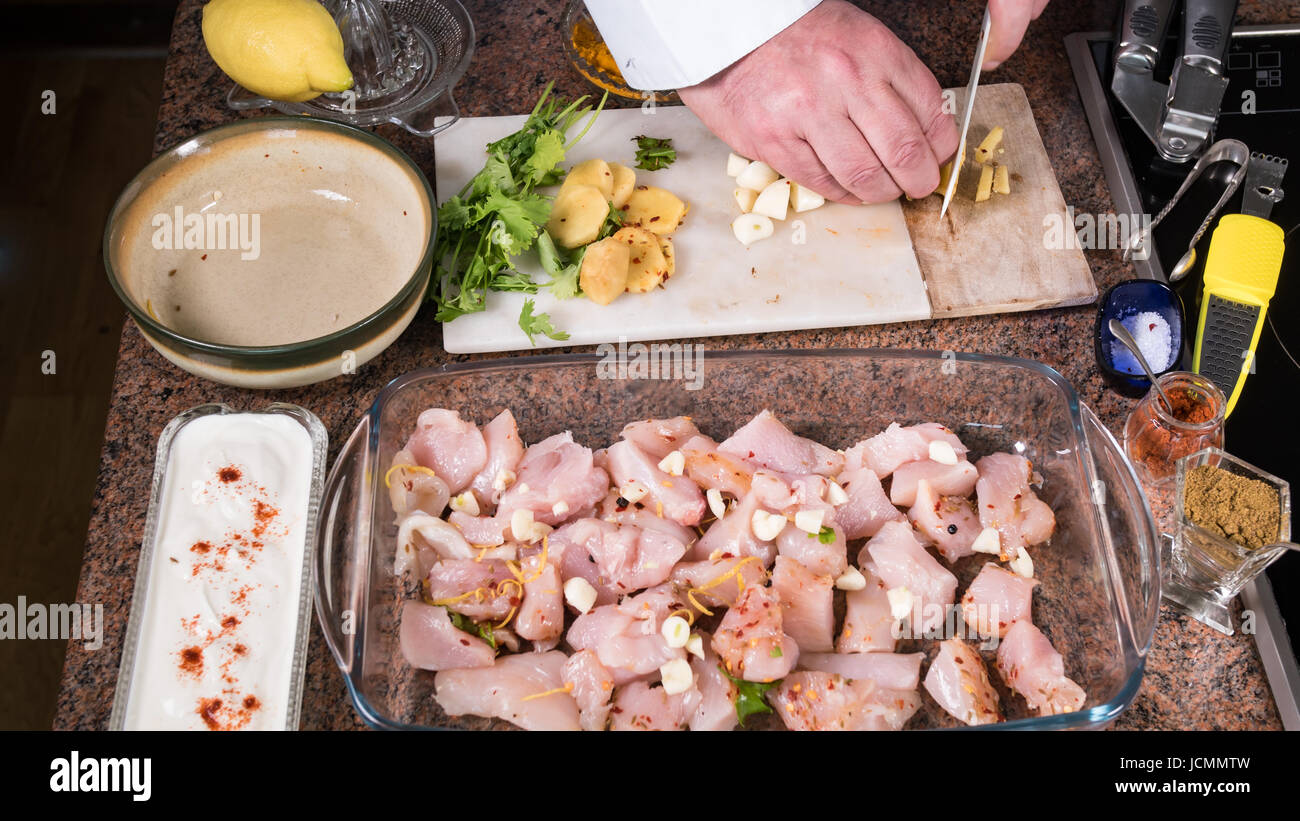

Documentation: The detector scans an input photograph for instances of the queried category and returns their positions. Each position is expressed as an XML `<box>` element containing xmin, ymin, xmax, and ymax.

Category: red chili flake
<box><xmin>179</xmin><ymin>646</ymin><xmax>203</xmax><ymax>676</ymax></box>
<box><xmin>243</xmin><ymin>695</ymin><xmax>260</xmax><ymax>710</ymax></box>
<box><xmin>221</xmin><ymin>615</ymin><xmax>240</xmax><ymax>630</ymax></box>
<box><xmin>200</xmin><ymin>254</ymin><xmax>208</xmax><ymax>261</ymax></box>
<box><xmin>459</xmin><ymin>639</ymin><xmax>470</xmax><ymax>646</ymax></box>
<box><xmin>191</xmin><ymin>541</ymin><xmax>212</xmax><ymax>554</ymax></box>
<box><xmin>233</xmin><ymin>643</ymin><xmax>248</xmax><ymax>656</ymax></box>
<box><xmin>1149</xmin><ymin>323</ymin><xmax>1157</xmax><ymax>331</ymax></box>
<box><xmin>219</xmin><ymin>466</ymin><xmax>242</xmax><ymax>483</ymax></box>
<box><xmin>198</xmin><ymin>698</ymin><xmax>223</xmax><ymax>730</ymax></box>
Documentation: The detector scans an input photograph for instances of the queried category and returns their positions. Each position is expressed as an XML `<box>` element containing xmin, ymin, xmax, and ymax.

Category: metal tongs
<box><xmin>1112</xmin><ymin>0</ymin><xmax>1240</xmax><ymax>163</ymax></box>
<box><xmin>1123</xmin><ymin>138</ymin><xmax>1249</xmax><ymax>280</ymax></box>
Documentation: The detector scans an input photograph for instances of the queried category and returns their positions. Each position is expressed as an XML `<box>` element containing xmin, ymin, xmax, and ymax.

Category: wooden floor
<box><xmin>0</xmin><ymin>53</ymin><xmax>165</xmax><ymax>729</ymax></box>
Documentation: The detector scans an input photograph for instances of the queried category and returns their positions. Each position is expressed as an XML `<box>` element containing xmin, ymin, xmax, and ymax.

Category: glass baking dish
<box><xmin>315</xmin><ymin>350</ymin><xmax>1160</xmax><ymax>730</ymax></box>
<box><xmin>111</xmin><ymin>403</ymin><xmax>327</xmax><ymax>731</ymax></box>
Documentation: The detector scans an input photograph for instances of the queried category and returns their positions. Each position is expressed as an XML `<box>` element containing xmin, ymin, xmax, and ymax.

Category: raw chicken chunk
<box><xmin>845</xmin><ymin>422</ymin><xmax>968</xmax><ymax>479</ymax></box>
<box><xmin>834</xmin><ymin>466</ymin><xmax>905</xmax><ymax>540</ymax></box>
<box><xmin>498</xmin><ymin>432</ymin><xmax>610</xmax><ymax>526</ymax></box>
<box><xmin>770</xmin><ymin>556</ymin><xmax>835</xmax><ymax>652</ymax></box>
<box><xmin>468</xmin><ymin>409</ymin><xmax>525</xmax><ymax>509</ymax></box>
<box><xmin>689</xmin><ymin>491</ymin><xmax>776</xmax><ymax>566</ymax></box>
<box><xmin>610</xmin><ymin>681</ymin><xmax>688</xmax><ymax>731</ymax></box>
<box><xmin>687</xmin><ymin>633</ymin><xmax>739</xmax><ymax>732</ymax></box>
<box><xmin>619</xmin><ymin>416</ymin><xmax>701</xmax><ymax>459</ymax></box>
<box><xmin>516</xmin><ymin>550</ymin><xmax>564</xmax><ymax>641</ymax></box>
<box><xmin>563</xmin><ymin>649</ymin><xmax>615</xmax><ymax>731</ymax></box>
<box><xmin>424</xmin><ymin>559</ymin><xmax>515</xmax><ymax>621</ymax></box>
<box><xmin>566</xmin><ymin>591</ymin><xmax>687</xmax><ymax>685</ymax></box>
<box><xmin>923</xmin><ymin>639</ymin><xmax>1002</xmax><ymax>726</ymax></box>
<box><xmin>434</xmin><ymin>651</ymin><xmax>579</xmax><ymax>731</ymax></box>
<box><xmin>771</xmin><ymin>671</ymin><xmax>920</xmax><ymax>731</ymax></box>
<box><xmin>975</xmin><ymin>453</ymin><xmax>1056</xmax><ymax>554</ymax></box>
<box><xmin>719</xmin><ymin>410</ymin><xmax>844</xmax><ymax>477</ymax></box>
<box><xmin>388</xmin><ymin>447</ymin><xmax>450</xmax><ymax>520</ymax></box>
<box><xmin>890</xmin><ymin>458</ymin><xmax>979</xmax><ymax>507</ymax></box>
<box><xmin>775</xmin><ymin>509</ymin><xmax>848</xmax><ymax>577</ymax></box>
<box><xmin>605</xmin><ymin>439</ymin><xmax>706</xmax><ymax>526</ymax></box>
<box><xmin>837</xmin><ymin>561</ymin><xmax>898</xmax><ymax>653</ymax></box>
<box><xmin>799</xmin><ymin>652</ymin><xmax>923</xmax><ymax>690</ymax></box>
<box><xmin>961</xmin><ymin>563</ymin><xmax>1037</xmax><ymax>638</ymax></box>
<box><xmin>681</xmin><ymin>435</ymin><xmax>754</xmax><ymax>498</ymax></box>
<box><xmin>996</xmin><ymin>620</ymin><xmax>1086</xmax><ymax>716</ymax></box>
<box><xmin>711</xmin><ymin>585</ymin><xmax>799</xmax><ymax>682</ymax></box>
<box><xmin>399</xmin><ymin>602</ymin><xmax>495</xmax><ymax>671</ymax></box>
<box><xmin>406</xmin><ymin>409</ymin><xmax>487</xmax><ymax>494</ymax></box>
<box><xmin>669</xmin><ymin>556</ymin><xmax>768</xmax><ymax>610</ymax></box>
<box><xmin>908</xmin><ymin>480</ymin><xmax>981</xmax><ymax>563</ymax></box>
<box><xmin>864</xmin><ymin>520</ymin><xmax>958</xmax><ymax>635</ymax></box>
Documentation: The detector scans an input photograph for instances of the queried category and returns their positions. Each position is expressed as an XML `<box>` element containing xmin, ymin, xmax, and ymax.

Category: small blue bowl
<box><xmin>1095</xmin><ymin>279</ymin><xmax>1188</xmax><ymax>397</ymax></box>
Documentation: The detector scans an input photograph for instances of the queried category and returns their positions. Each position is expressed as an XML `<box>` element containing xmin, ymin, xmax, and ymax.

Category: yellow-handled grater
<box><xmin>1192</xmin><ymin>152</ymin><xmax>1288</xmax><ymax>417</ymax></box>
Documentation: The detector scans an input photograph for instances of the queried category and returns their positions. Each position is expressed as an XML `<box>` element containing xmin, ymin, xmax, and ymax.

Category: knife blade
<box><xmin>939</xmin><ymin>6</ymin><xmax>992</xmax><ymax>220</ymax></box>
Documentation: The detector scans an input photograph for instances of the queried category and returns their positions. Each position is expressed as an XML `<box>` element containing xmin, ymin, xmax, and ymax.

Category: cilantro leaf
<box><xmin>447</xmin><ymin>611</ymin><xmax>497</xmax><ymax>650</ymax></box>
<box><xmin>722</xmin><ymin>665</ymin><xmax>778</xmax><ymax>726</ymax></box>
<box><xmin>523</xmin><ymin>129</ymin><xmax>567</xmax><ymax>187</ymax></box>
<box><xmin>596</xmin><ymin>201</ymin><xmax>623</xmax><ymax>241</ymax></box>
<box><xmin>769</xmin><ymin>646</ymin><xmax>783</xmax><ymax>658</ymax></box>
<box><xmin>806</xmin><ymin>525</ymin><xmax>836</xmax><ymax>544</ymax></box>
<box><xmin>536</xmin><ymin>232</ymin><xmax>584</xmax><ymax>300</ymax></box>
<box><xmin>518</xmin><ymin>298</ymin><xmax>570</xmax><ymax>345</ymax></box>
<box><xmin>633</xmin><ymin>135</ymin><xmax>677</xmax><ymax>170</ymax></box>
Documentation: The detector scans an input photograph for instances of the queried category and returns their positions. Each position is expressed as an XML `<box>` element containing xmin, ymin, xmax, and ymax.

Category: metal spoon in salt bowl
<box><xmin>1110</xmin><ymin>318</ymin><xmax>1175</xmax><ymax>413</ymax></box>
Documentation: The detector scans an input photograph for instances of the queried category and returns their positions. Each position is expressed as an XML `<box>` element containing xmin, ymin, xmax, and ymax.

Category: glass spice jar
<box><xmin>1123</xmin><ymin>372</ymin><xmax>1226</xmax><ymax>487</ymax></box>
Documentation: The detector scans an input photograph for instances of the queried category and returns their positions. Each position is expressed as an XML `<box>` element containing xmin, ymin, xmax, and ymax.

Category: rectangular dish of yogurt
<box><xmin>110</xmin><ymin>404</ymin><xmax>326</xmax><ymax>731</ymax></box>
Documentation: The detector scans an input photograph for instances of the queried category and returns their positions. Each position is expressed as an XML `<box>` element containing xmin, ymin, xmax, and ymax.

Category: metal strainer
<box><xmin>226</xmin><ymin>0</ymin><xmax>474</xmax><ymax>137</ymax></box>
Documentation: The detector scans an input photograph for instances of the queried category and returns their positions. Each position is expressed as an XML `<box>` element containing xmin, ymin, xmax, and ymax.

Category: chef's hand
<box><xmin>676</xmin><ymin>0</ymin><xmax>958</xmax><ymax>204</ymax></box>
<box><xmin>985</xmin><ymin>0</ymin><xmax>1050</xmax><ymax>70</ymax></box>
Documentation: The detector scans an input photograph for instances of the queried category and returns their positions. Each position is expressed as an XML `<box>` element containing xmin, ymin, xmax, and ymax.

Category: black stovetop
<box><xmin>1087</xmin><ymin>28</ymin><xmax>1299</xmax><ymax>641</ymax></box>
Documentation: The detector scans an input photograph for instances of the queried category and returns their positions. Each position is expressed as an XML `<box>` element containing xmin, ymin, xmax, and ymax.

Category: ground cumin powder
<box><xmin>1183</xmin><ymin>464</ymin><xmax>1281</xmax><ymax>549</ymax></box>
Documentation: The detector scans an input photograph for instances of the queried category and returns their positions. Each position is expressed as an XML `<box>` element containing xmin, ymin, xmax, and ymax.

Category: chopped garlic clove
<box><xmin>887</xmin><ymin>587</ymin><xmax>914</xmax><ymax>621</ymax></box>
<box><xmin>971</xmin><ymin>527</ymin><xmax>1001</xmax><ymax>555</ymax></box>
<box><xmin>789</xmin><ymin>181</ymin><xmax>825</xmax><ymax>212</ymax></box>
<box><xmin>751</xmin><ymin>178</ymin><xmax>792</xmax><ymax>220</ymax></box>
<box><xmin>659</xmin><ymin>658</ymin><xmax>695</xmax><ymax>696</ymax></box>
<box><xmin>1009</xmin><ymin>547</ymin><xmax>1034</xmax><ymax>578</ymax></box>
<box><xmin>750</xmin><ymin>509</ymin><xmax>787</xmax><ymax>541</ymax></box>
<box><xmin>835</xmin><ymin>566</ymin><xmax>867</xmax><ymax>591</ymax></box>
<box><xmin>735</xmin><ymin>160</ymin><xmax>780</xmax><ymax>192</ymax></box>
<box><xmin>619</xmin><ymin>479</ymin><xmax>649</xmax><ymax>504</ymax></box>
<box><xmin>685</xmin><ymin>633</ymin><xmax>705</xmax><ymax>660</ymax></box>
<box><xmin>726</xmin><ymin>152</ymin><xmax>751</xmax><ymax>177</ymax></box>
<box><xmin>706</xmin><ymin>488</ymin><xmax>726</xmax><ymax>520</ymax></box>
<box><xmin>734</xmin><ymin>187</ymin><xmax>758</xmax><ymax>213</ymax></box>
<box><xmin>732</xmin><ymin>213</ymin><xmax>774</xmax><ymax>246</ymax></box>
<box><xmin>657</xmin><ymin>450</ymin><xmax>685</xmax><ymax>476</ymax></box>
<box><xmin>492</xmin><ymin>469</ymin><xmax>516</xmax><ymax>492</ymax></box>
<box><xmin>510</xmin><ymin>509</ymin><xmax>535</xmax><ymax>542</ymax></box>
<box><xmin>928</xmin><ymin>440</ymin><xmax>959</xmax><ymax>466</ymax></box>
<box><xmin>827</xmin><ymin>480</ymin><xmax>850</xmax><ymax>506</ymax></box>
<box><xmin>794</xmin><ymin>508</ymin><xmax>825</xmax><ymax>534</ymax></box>
<box><xmin>661</xmin><ymin>615</ymin><xmax>691</xmax><ymax>648</ymax></box>
<box><xmin>449</xmin><ymin>492</ymin><xmax>480</xmax><ymax>517</ymax></box>
<box><xmin>563</xmin><ymin>577</ymin><xmax>598</xmax><ymax>614</ymax></box>
<box><xmin>552</xmin><ymin>500</ymin><xmax>570</xmax><ymax>518</ymax></box>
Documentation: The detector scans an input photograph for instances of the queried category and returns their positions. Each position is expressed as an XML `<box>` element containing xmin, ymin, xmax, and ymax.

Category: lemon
<box><xmin>202</xmin><ymin>0</ymin><xmax>354</xmax><ymax>102</ymax></box>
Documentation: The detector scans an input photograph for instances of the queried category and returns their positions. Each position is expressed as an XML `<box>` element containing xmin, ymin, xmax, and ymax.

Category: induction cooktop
<box><xmin>1067</xmin><ymin>22</ymin><xmax>1299</xmax><ymax>729</ymax></box>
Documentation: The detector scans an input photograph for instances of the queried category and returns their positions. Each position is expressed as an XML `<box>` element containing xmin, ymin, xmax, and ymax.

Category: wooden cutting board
<box><xmin>433</xmin><ymin>83</ymin><xmax>1094</xmax><ymax>353</ymax></box>
<box><xmin>902</xmin><ymin>83</ymin><xmax>1097</xmax><ymax>317</ymax></box>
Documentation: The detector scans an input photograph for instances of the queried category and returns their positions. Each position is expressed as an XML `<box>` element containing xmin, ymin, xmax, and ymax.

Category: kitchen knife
<box><xmin>939</xmin><ymin>6</ymin><xmax>992</xmax><ymax>220</ymax></box>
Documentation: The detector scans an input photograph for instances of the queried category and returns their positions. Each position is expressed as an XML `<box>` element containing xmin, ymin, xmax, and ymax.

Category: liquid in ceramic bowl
<box><xmin>105</xmin><ymin>118</ymin><xmax>434</xmax><ymax>389</ymax></box>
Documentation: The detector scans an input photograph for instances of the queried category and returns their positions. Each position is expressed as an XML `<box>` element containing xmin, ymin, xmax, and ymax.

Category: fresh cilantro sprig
<box><xmin>519</xmin><ymin>298</ymin><xmax>570</xmax><ymax>345</ymax></box>
<box><xmin>447</xmin><ymin>611</ymin><xmax>497</xmax><ymax>649</ymax></box>
<box><xmin>722</xmin><ymin>665</ymin><xmax>778</xmax><ymax>726</ymax></box>
<box><xmin>633</xmin><ymin>135</ymin><xmax>676</xmax><ymax>170</ymax></box>
<box><xmin>429</xmin><ymin>82</ymin><xmax>607</xmax><ymax>340</ymax></box>
<box><xmin>806</xmin><ymin>525</ymin><xmax>836</xmax><ymax>544</ymax></box>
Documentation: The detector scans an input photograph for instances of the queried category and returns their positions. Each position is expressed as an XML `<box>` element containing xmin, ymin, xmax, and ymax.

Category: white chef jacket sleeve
<box><xmin>582</xmin><ymin>0</ymin><xmax>823</xmax><ymax>91</ymax></box>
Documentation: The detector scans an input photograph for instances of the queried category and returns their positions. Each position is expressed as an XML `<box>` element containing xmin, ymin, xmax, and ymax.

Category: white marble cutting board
<box><xmin>434</xmin><ymin>105</ymin><xmax>930</xmax><ymax>354</ymax></box>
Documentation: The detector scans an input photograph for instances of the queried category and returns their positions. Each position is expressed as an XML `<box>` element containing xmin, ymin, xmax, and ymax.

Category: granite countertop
<box><xmin>55</xmin><ymin>0</ymin><xmax>1293</xmax><ymax>730</ymax></box>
